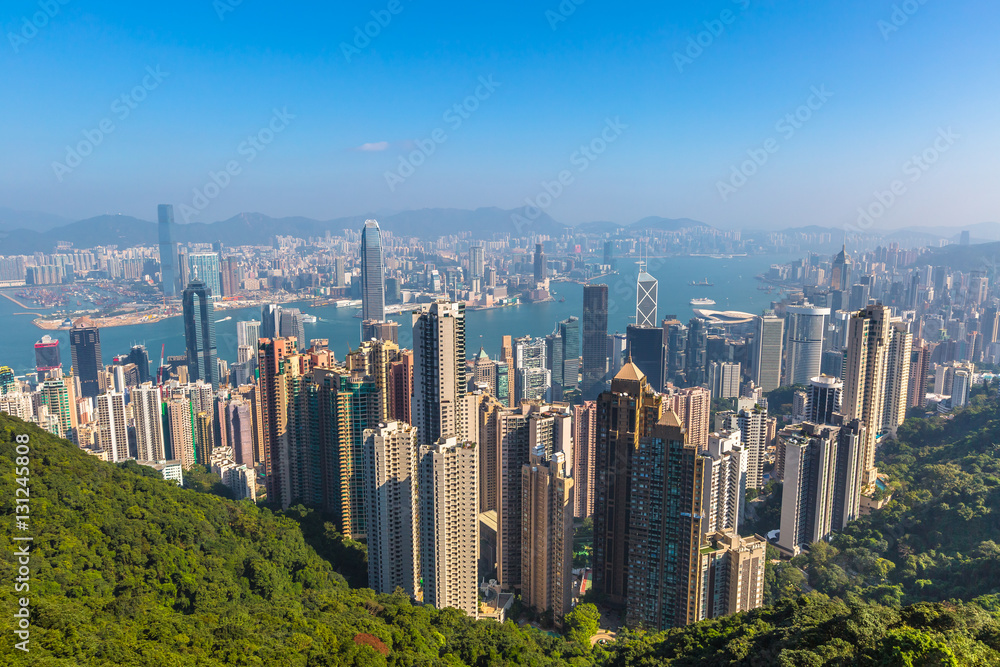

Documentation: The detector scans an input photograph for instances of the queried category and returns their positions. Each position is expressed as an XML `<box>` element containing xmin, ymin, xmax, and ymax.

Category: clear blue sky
<box><xmin>1</xmin><ymin>0</ymin><xmax>997</xmax><ymax>229</ymax></box>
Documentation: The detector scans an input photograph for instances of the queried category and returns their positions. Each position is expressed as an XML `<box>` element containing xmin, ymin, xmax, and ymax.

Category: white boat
<box><xmin>301</xmin><ymin>314</ymin><xmax>317</xmax><ymax>324</ymax></box>
<box><xmin>690</xmin><ymin>297</ymin><xmax>716</xmax><ymax>306</ymax></box>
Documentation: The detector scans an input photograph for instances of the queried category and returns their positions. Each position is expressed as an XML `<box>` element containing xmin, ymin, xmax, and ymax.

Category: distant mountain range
<box><xmin>0</xmin><ymin>206</ymin><xmax>995</xmax><ymax>254</ymax></box>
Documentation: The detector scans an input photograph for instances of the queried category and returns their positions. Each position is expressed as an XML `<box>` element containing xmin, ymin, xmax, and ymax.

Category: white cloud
<box><xmin>353</xmin><ymin>141</ymin><xmax>390</xmax><ymax>152</ymax></box>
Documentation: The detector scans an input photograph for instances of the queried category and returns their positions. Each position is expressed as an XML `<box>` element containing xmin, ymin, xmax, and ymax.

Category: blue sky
<box><xmin>1</xmin><ymin>0</ymin><xmax>997</xmax><ymax>229</ymax></box>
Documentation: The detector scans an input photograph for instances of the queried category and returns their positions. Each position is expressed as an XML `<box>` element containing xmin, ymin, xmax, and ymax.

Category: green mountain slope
<box><xmin>2</xmin><ymin>409</ymin><xmax>1000</xmax><ymax>666</ymax></box>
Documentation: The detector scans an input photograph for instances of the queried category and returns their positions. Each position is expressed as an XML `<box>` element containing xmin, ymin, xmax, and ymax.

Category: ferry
<box><xmin>688</xmin><ymin>278</ymin><xmax>714</xmax><ymax>287</ymax></box>
<box><xmin>301</xmin><ymin>314</ymin><xmax>318</xmax><ymax>324</ymax></box>
<box><xmin>690</xmin><ymin>297</ymin><xmax>716</xmax><ymax>306</ymax></box>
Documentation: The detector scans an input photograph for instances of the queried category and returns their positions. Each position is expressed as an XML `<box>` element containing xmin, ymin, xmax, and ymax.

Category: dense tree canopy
<box><xmin>2</xmin><ymin>396</ymin><xmax>1000</xmax><ymax>665</ymax></box>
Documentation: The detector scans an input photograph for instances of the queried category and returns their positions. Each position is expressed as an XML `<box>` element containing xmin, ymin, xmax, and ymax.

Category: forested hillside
<box><xmin>3</xmin><ymin>403</ymin><xmax>1000</xmax><ymax>665</ymax></box>
<box><xmin>768</xmin><ymin>389</ymin><xmax>1000</xmax><ymax>608</ymax></box>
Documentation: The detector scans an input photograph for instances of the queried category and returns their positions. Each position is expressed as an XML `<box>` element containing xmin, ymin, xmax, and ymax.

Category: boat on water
<box><xmin>559</xmin><ymin>297</ymin><xmax>565</xmax><ymax>302</ymax></box>
<box><xmin>301</xmin><ymin>314</ymin><xmax>317</xmax><ymax>324</ymax></box>
<box><xmin>215</xmin><ymin>316</ymin><xmax>232</xmax><ymax>323</ymax></box>
<box><xmin>690</xmin><ymin>297</ymin><xmax>716</xmax><ymax>306</ymax></box>
<box><xmin>688</xmin><ymin>278</ymin><xmax>714</xmax><ymax>287</ymax></box>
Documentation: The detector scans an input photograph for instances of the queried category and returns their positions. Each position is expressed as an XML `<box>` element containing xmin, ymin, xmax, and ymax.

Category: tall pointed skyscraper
<box><xmin>182</xmin><ymin>279</ymin><xmax>219</xmax><ymax>388</ymax></box>
<box><xmin>361</xmin><ymin>219</ymin><xmax>386</xmax><ymax>328</ymax></box>
<box><xmin>636</xmin><ymin>264</ymin><xmax>658</xmax><ymax>328</ymax></box>
<box><xmin>158</xmin><ymin>204</ymin><xmax>178</xmax><ymax>296</ymax></box>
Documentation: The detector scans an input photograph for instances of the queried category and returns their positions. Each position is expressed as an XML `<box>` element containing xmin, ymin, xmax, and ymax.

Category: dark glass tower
<box><xmin>559</xmin><ymin>315</ymin><xmax>580</xmax><ymax>390</ymax></box>
<box><xmin>533</xmin><ymin>243</ymin><xmax>546</xmax><ymax>283</ymax></box>
<box><xmin>360</xmin><ymin>219</ymin><xmax>385</xmax><ymax>329</ymax></box>
<box><xmin>626</xmin><ymin>324</ymin><xmax>665</xmax><ymax>391</ymax></box>
<box><xmin>158</xmin><ymin>204</ymin><xmax>177</xmax><ymax>297</ymax></box>
<box><xmin>582</xmin><ymin>284</ymin><xmax>609</xmax><ymax>394</ymax></box>
<box><xmin>70</xmin><ymin>316</ymin><xmax>103</xmax><ymax>398</ymax></box>
<box><xmin>183</xmin><ymin>279</ymin><xmax>219</xmax><ymax>388</ymax></box>
<box><xmin>127</xmin><ymin>344</ymin><xmax>151</xmax><ymax>384</ymax></box>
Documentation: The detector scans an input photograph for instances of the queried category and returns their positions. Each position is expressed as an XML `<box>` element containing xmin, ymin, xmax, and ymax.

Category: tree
<box><xmin>565</xmin><ymin>603</ymin><xmax>601</xmax><ymax>648</ymax></box>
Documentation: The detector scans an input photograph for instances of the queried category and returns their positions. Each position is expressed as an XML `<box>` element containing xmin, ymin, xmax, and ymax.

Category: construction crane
<box><xmin>157</xmin><ymin>343</ymin><xmax>166</xmax><ymax>385</ymax></box>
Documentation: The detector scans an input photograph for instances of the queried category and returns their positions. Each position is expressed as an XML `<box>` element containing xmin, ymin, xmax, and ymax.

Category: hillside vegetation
<box><xmin>2</xmin><ymin>404</ymin><xmax>1000</xmax><ymax>665</ymax></box>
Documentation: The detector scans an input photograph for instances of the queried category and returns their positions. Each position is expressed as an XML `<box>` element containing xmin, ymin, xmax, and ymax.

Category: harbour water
<box><xmin>0</xmin><ymin>254</ymin><xmax>787</xmax><ymax>376</ymax></box>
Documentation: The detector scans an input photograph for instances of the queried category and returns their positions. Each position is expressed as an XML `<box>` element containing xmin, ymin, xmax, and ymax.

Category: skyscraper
<box><xmin>469</xmin><ymin>245</ymin><xmax>485</xmax><ymax>279</ymax></box>
<box><xmin>663</xmin><ymin>385</ymin><xmax>712</xmax><ymax>452</ymax></box>
<box><xmin>514</xmin><ymin>336</ymin><xmax>551</xmax><ymax>402</ymax></box>
<box><xmin>127</xmin><ymin>345</ymin><xmax>151</xmax><ymax>384</ymax></box>
<box><xmin>752</xmin><ymin>314</ymin><xmax>784</xmax><ymax>392</ymax></box>
<box><xmin>237</xmin><ymin>320</ymin><xmax>261</xmax><ymax>348</ymax></box>
<box><xmin>278</xmin><ymin>307</ymin><xmax>306</xmax><ymax>349</ymax></box>
<box><xmin>582</xmin><ymin>284</ymin><xmax>609</xmax><ymax>394</ymax></box>
<box><xmin>361</xmin><ymin>219</ymin><xmax>386</xmax><ymax>326</ymax></box>
<box><xmin>521</xmin><ymin>448</ymin><xmax>574</xmax><ymax>621</ymax></box>
<box><xmin>709</xmin><ymin>361</ymin><xmax>741</xmax><ymax>399</ymax></box>
<box><xmin>625</xmin><ymin>410</ymin><xmax>702</xmax><ymax>629</ymax></box>
<box><xmin>533</xmin><ymin>242</ymin><xmax>546</xmax><ymax>284</ymax></box>
<box><xmin>559</xmin><ymin>316</ymin><xmax>580</xmax><ymax>392</ymax></box>
<box><xmin>830</xmin><ymin>245</ymin><xmax>852</xmax><ymax>292</ymax></box>
<box><xmin>785</xmin><ymin>305</ymin><xmax>830</xmax><ymax>386</ymax></box>
<box><xmin>34</xmin><ymin>335</ymin><xmax>61</xmax><ymax>376</ymax></box>
<box><xmin>572</xmin><ymin>401</ymin><xmax>597</xmax><ymax>518</ymax></box>
<box><xmin>883</xmin><ymin>321</ymin><xmax>912</xmax><ymax>434</ymax></box>
<box><xmin>724</xmin><ymin>403</ymin><xmax>769</xmax><ymax>490</ymax></box>
<box><xmin>626</xmin><ymin>324</ymin><xmax>665</xmax><ymax>391</ymax></box>
<box><xmin>777</xmin><ymin>422</ymin><xmax>840</xmax><ymax>556</ymax></box>
<box><xmin>134</xmin><ymin>382</ymin><xmax>165</xmax><ymax>461</ymax></box>
<box><xmin>842</xmin><ymin>304</ymin><xmax>892</xmax><ymax>488</ymax></box>
<box><xmin>188</xmin><ymin>252</ymin><xmax>222</xmax><ymax>299</ymax></box>
<box><xmin>806</xmin><ymin>375</ymin><xmax>843</xmax><ymax>425</ymax></box>
<box><xmin>701</xmin><ymin>431</ymin><xmax>746</xmax><ymax>537</ymax></box>
<box><xmin>412</xmin><ymin>301</ymin><xmax>467</xmax><ymax>446</ymax></box>
<box><xmin>593</xmin><ymin>360</ymin><xmax>662</xmax><ymax>606</ymax></box>
<box><xmin>419</xmin><ymin>437</ymin><xmax>479</xmax><ymax>617</ymax></box>
<box><xmin>158</xmin><ymin>204</ymin><xmax>178</xmax><ymax>296</ymax></box>
<box><xmin>96</xmin><ymin>392</ymin><xmax>129</xmax><ymax>462</ymax></box>
<box><xmin>183</xmin><ymin>279</ymin><xmax>219</xmax><ymax>388</ymax></box>
<box><xmin>365</xmin><ymin>422</ymin><xmax>420</xmax><ymax>597</ymax></box>
<box><xmin>636</xmin><ymin>267</ymin><xmax>658</xmax><ymax>328</ymax></box>
<box><xmin>70</xmin><ymin>316</ymin><xmax>103</xmax><ymax>399</ymax></box>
